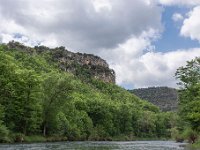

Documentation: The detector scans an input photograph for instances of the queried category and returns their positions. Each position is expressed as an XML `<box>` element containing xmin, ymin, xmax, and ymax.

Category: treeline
<box><xmin>0</xmin><ymin>44</ymin><xmax>177</xmax><ymax>142</ymax></box>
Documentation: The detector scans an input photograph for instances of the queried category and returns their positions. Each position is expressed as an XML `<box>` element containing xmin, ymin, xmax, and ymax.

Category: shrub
<box><xmin>182</xmin><ymin>128</ymin><xmax>198</xmax><ymax>144</ymax></box>
<box><xmin>0</xmin><ymin>125</ymin><xmax>10</xmax><ymax>143</ymax></box>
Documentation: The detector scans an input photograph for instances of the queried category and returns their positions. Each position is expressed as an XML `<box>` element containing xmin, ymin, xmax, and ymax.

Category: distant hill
<box><xmin>129</xmin><ymin>87</ymin><xmax>178</xmax><ymax>111</ymax></box>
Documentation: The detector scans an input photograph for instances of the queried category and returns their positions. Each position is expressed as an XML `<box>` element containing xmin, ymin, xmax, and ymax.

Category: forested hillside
<box><xmin>0</xmin><ymin>42</ymin><xmax>178</xmax><ymax>143</ymax></box>
<box><xmin>7</xmin><ymin>41</ymin><xmax>115</xmax><ymax>83</ymax></box>
<box><xmin>129</xmin><ymin>87</ymin><xmax>178</xmax><ymax>111</ymax></box>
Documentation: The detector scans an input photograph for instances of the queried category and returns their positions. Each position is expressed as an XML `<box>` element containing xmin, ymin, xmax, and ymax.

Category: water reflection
<box><xmin>0</xmin><ymin>141</ymin><xmax>189</xmax><ymax>150</ymax></box>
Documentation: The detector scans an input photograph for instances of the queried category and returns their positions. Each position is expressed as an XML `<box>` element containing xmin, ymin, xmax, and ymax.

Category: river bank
<box><xmin>0</xmin><ymin>141</ymin><xmax>189</xmax><ymax>150</ymax></box>
<box><xmin>2</xmin><ymin>134</ymin><xmax>200</xmax><ymax>149</ymax></box>
<box><xmin>1</xmin><ymin>134</ymin><xmax>173</xmax><ymax>143</ymax></box>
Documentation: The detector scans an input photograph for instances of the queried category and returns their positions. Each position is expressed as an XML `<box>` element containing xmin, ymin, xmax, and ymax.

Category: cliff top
<box><xmin>4</xmin><ymin>41</ymin><xmax>115</xmax><ymax>83</ymax></box>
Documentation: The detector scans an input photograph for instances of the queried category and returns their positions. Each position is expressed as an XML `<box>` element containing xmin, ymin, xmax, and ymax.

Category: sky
<box><xmin>0</xmin><ymin>0</ymin><xmax>200</xmax><ymax>89</ymax></box>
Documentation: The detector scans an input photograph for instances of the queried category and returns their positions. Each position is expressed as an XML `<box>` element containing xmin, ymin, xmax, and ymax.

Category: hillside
<box><xmin>129</xmin><ymin>87</ymin><xmax>178</xmax><ymax>111</ymax></box>
<box><xmin>7</xmin><ymin>41</ymin><xmax>115</xmax><ymax>83</ymax></box>
<box><xmin>0</xmin><ymin>42</ymin><xmax>178</xmax><ymax>142</ymax></box>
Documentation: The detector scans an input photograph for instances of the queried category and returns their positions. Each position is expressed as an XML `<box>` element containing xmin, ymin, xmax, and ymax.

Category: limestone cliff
<box><xmin>6</xmin><ymin>41</ymin><xmax>115</xmax><ymax>83</ymax></box>
<box><xmin>129</xmin><ymin>87</ymin><xmax>178</xmax><ymax>111</ymax></box>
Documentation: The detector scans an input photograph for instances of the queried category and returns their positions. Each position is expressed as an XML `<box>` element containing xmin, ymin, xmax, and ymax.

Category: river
<box><xmin>0</xmin><ymin>141</ymin><xmax>190</xmax><ymax>150</ymax></box>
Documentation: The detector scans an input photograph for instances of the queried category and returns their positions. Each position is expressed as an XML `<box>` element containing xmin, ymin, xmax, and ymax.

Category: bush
<box><xmin>12</xmin><ymin>133</ymin><xmax>25</xmax><ymax>143</ymax></box>
<box><xmin>170</xmin><ymin>127</ymin><xmax>184</xmax><ymax>142</ymax></box>
<box><xmin>0</xmin><ymin>125</ymin><xmax>10</xmax><ymax>143</ymax></box>
<box><xmin>192</xmin><ymin>138</ymin><xmax>200</xmax><ymax>149</ymax></box>
<box><xmin>182</xmin><ymin>128</ymin><xmax>198</xmax><ymax>144</ymax></box>
<box><xmin>24</xmin><ymin>135</ymin><xmax>46</xmax><ymax>143</ymax></box>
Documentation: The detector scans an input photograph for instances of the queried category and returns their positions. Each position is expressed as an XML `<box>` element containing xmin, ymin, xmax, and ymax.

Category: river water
<box><xmin>0</xmin><ymin>141</ymin><xmax>190</xmax><ymax>150</ymax></box>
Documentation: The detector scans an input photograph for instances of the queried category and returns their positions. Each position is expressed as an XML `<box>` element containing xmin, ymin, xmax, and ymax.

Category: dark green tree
<box><xmin>175</xmin><ymin>57</ymin><xmax>200</xmax><ymax>131</ymax></box>
<box><xmin>16</xmin><ymin>70</ymin><xmax>42</xmax><ymax>135</ymax></box>
<box><xmin>0</xmin><ymin>104</ymin><xmax>9</xmax><ymax>142</ymax></box>
<box><xmin>42</xmin><ymin>73</ymin><xmax>73</xmax><ymax>136</ymax></box>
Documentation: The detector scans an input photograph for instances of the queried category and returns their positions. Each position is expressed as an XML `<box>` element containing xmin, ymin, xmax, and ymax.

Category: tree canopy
<box><xmin>0</xmin><ymin>44</ymin><xmax>178</xmax><ymax>142</ymax></box>
<box><xmin>175</xmin><ymin>57</ymin><xmax>200</xmax><ymax>142</ymax></box>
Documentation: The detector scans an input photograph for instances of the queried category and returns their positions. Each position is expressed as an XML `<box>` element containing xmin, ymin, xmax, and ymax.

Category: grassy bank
<box><xmin>190</xmin><ymin>139</ymin><xmax>200</xmax><ymax>149</ymax></box>
<box><xmin>1</xmin><ymin>133</ymin><xmax>173</xmax><ymax>144</ymax></box>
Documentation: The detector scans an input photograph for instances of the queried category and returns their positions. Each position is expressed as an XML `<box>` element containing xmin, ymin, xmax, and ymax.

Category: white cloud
<box><xmin>0</xmin><ymin>33</ymin><xmax>40</xmax><ymax>47</ymax></box>
<box><xmin>0</xmin><ymin>0</ymin><xmax>166</xmax><ymax>89</ymax></box>
<box><xmin>172</xmin><ymin>13</ymin><xmax>184</xmax><ymax>22</ymax></box>
<box><xmin>159</xmin><ymin>0</ymin><xmax>200</xmax><ymax>6</ymax></box>
<box><xmin>0</xmin><ymin>0</ymin><xmax>162</xmax><ymax>51</ymax></box>
<box><xmin>0</xmin><ymin>0</ymin><xmax>199</xmax><ymax>89</ymax></box>
<box><xmin>181</xmin><ymin>6</ymin><xmax>200</xmax><ymax>42</ymax></box>
<box><xmin>92</xmin><ymin>0</ymin><xmax>112</xmax><ymax>12</ymax></box>
<box><xmin>100</xmin><ymin>30</ymin><xmax>200</xmax><ymax>88</ymax></box>
<box><xmin>137</xmin><ymin>49</ymin><xmax>200</xmax><ymax>88</ymax></box>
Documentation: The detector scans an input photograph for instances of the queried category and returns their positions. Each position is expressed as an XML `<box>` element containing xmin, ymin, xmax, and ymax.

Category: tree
<box><xmin>117</xmin><ymin>104</ymin><xmax>133</xmax><ymax>134</ymax></box>
<box><xmin>15</xmin><ymin>70</ymin><xmax>42</xmax><ymax>135</ymax></box>
<box><xmin>137</xmin><ymin>111</ymin><xmax>157</xmax><ymax>137</ymax></box>
<box><xmin>42</xmin><ymin>73</ymin><xmax>73</xmax><ymax>136</ymax></box>
<box><xmin>175</xmin><ymin>57</ymin><xmax>200</xmax><ymax>131</ymax></box>
<box><xmin>176</xmin><ymin>57</ymin><xmax>200</xmax><ymax>89</ymax></box>
<box><xmin>0</xmin><ymin>52</ymin><xmax>42</xmax><ymax>134</ymax></box>
<box><xmin>0</xmin><ymin>62</ymin><xmax>42</xmax><ymax>136</ymax></box>
<box><xmin>0</xmin><ymin>104</ymin><xmax>9</xmax><ymax>142</ymax></box>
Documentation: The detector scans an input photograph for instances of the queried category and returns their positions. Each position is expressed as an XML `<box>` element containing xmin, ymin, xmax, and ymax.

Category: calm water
<box><xmin>0</xmin><ymin>141</ymin><xmax>190</xmax><ymax>150</ymax></box>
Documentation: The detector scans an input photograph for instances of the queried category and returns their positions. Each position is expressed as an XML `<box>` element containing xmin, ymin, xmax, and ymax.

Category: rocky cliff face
<box><xmin>6</xmin><ymin>41</ymin><xmax>115</xmax><ymax>83</ymax></box>
<box><xmin>129</xmin><ymin>87</ymin><xmax>178</xmax><ymax>111</ymax></box>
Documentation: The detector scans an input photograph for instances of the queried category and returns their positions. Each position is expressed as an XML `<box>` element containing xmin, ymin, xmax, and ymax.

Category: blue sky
<box><xmin>0</xmin><ymin>0</ymin><xmax>200</xmax><ymax>89</ymax></box>
<box><xmin>155</xmin><ymin>6</ymin><xmax>199</xmax><ymax>52</ymax></box>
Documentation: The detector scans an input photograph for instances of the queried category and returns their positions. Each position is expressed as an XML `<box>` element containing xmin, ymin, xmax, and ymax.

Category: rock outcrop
<box><xmin>129</xmin><ymin>87</ymin><xmax>178</xmax><ymax>111</ymax></box>
<box><xmin>6</xmin><ymin>41</ymin><xmax>115</xmax><ymax>83</ymax></box>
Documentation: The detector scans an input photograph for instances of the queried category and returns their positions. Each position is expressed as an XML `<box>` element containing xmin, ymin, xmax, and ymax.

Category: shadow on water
<box><xmin>0</xmin><ymin>141</ymin><xmax>190</xmax><ymax>150</ymax></box>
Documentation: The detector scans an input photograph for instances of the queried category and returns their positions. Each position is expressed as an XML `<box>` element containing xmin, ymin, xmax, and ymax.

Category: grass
<box><xmin>190</xmin><ymin>139</ymin><xmax>200</xmax><ymax>149</ymax></box>
<box><xmin>24</xmin><ymin>135</ymin><xmax>46</xmax><ymax>143</ymax></box>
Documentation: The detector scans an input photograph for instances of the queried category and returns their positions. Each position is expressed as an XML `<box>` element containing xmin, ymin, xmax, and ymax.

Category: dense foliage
<box><xmin>0</xmin><ymin>44</ymin><xmax>177</xmax><ymax>142</ymax></box>
<box><xmin>175</xmin><ymin>57</ymin><xmax>200</xmax><ymax>144</ymax></box>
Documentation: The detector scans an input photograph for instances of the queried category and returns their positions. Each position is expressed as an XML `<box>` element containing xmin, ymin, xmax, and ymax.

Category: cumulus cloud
<box><xmin>159</xmin><ymin>0</ymin><xmax>200</xmax><ymax>6</ymax></box>
<box><xmin>172</xmin><ymin>13</ymin><xmax>184</xmax><ymax>22</ymax></box>
<box><xmin>181</xmin><ymin>6</ymin><xmax>200</xmax><ymax>42</ymax></box>
<box><xmin>0</xmin><ymin>33</ymin><xmax>39</xmax><ymax>46</ymax></box>
<box><xmin>0</xmin><ymin>0</ymin><xmax>162</xmax><ymax>51</ymax></box>
<box><xmin>102</xmin><ymin>35</ymin><xmax>200</xmax><ymax>88</ymax></box>
<box><xmin>0</xmin><ymin>0</ymin><xmax>199</xmax><ymax>89</ymax></box>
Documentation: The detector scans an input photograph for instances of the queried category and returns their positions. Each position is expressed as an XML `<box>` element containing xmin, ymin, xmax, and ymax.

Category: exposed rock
<box><xmin>49</xmin><ymin>47</ymin><xmax>115</xmax><ymax>83</ymax></box>
<box><xmin>6</xmin><ymin>41</ymin><xmax>115</xmax><ymax>83</ymax></box>
<box><xmin>129</xmin><ymin>87</ymin><xmax>178</xmax><ymax>111</ymax></box>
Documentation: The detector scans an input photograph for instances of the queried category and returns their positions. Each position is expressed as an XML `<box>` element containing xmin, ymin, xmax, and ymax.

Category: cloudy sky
<box><xmin>0</xmin><ymin>0</ymin><xmax>200</xmax><ymax>89</ymax></box>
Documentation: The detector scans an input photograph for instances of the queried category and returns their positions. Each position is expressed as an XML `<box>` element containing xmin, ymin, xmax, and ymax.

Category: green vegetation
<box><xmin>129</xmin><ymin>87</ymin><xmax>178</xmax><ymax>111</ymax></box>
<box><xmin>0</xmin><ymin>43</ymin><xmax>179</xmax><ymax>143</ymax></box>
<box><xmin>175</xmin><ymin>57</ymin><xmax>200</xmax><ymax>146</ymax></box>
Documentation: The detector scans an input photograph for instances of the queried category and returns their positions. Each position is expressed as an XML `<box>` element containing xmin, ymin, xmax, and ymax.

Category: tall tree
<box><xmin>16</xmin><ymin>70</ymin><xmax>42</xmax><ymax>135</ymax></box>
<box><xmin>176</xmin><ymin>57</ymin><xmax>200</xmax><ymax>88</ymax></box>
<box><xmin>175</xmin><ymin>57</ymin><xmax>200</xmax><ymax>131</ymax></box>
<box><xmin>0</xmin><ymin>104</ymin><xmax>9</xmax><ymax>142</ymax></box>
<box><xmin>42</xmin><ymin>73</ymin><xmax>73</xmax><ymax>136</ymax></box>
<box><xmin>0</xmin><ymin>51</ymin><xmax>42</xmax><ymax>134</ymax></box>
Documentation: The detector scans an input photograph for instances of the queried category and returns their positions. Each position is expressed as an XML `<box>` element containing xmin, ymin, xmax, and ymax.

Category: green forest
<box><xmin>0</xmin><ymin>43</ymin><xmax>199</xmax><ymax>146</ymax></box>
